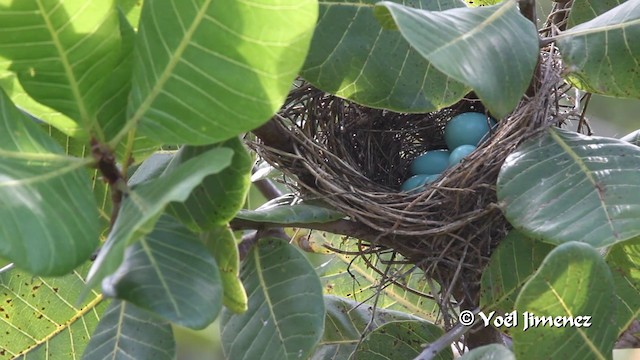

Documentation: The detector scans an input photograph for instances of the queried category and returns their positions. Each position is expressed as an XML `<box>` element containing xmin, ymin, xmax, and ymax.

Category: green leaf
<box><xmin>622</xmin><ymin>129</ymin><xmax>640</xmax><ymax>146</ymax></box>
<box><xmin>102</xmin><ymin>215</ymin><xmax>222</xmax><ymax>330</ymax></box>
<box><xmin>167</xmin><ymin>138</ymin><xmax>252</xmax><ymax>231</ymax></box>
<box><xmin>556</xmin><ymin>1</ymin><xmax>640</xmax><ymax>98</ymax></box>
<box><xmin>313</xmin><ymin>295</ymin><xmax>433</xmax><ymax>360</ymax></box>
<box><xmin>0</xmin><ymin>1</ymin><xmax>121</xmax><ymax>138</ymax></box>
<box><xmin>86</xmin><ymin>147</ymin><xmax>233</xmax><ymax>291</ymax></box>
<box><xmin>312</xmin><ymin>233</ymin><xmax>441</xmax><ymax>322</ymax></box>
<box><xmin>0</xmin><ymin>90</ymin><xmax>98</xmax><ymax>276</ymax></box>
<box><xmin>480</xmin><ymin>231</ymin><xmax>555</xmax><ymax>313</ymax></box>
<box><xmin>498</xmin><ymin>127</ymin><xmax>640</xmax><ymax>248</ymax></box>
<box><xmin>301</xmin><ymin>0</ymin><xmax>469</xmax><ymax>113</ymax></box>
<box><xmin>202</xmin><ymin>226</ymin><xmax>248</xmax><ymax>314</ymax></box>
<box><xmin>0</xmin><ymin>263</ymin><xmax>107</xmax><ymax>360</ymax></box>
<box><xmin>124</xmin><ymin>0</ymin><xmax>318</xmax><ymax>145</ymax></box>
<box><xmin>127</xmin><ymin>151</ymin><xmax>175</xmax><ymax>187</ymax></box>
<box><xmin>567</xmin><ymin>0</ymin><xmax>626</xmax><ymax>27</ymax></box>
<box><xmin>606</xmin><ymin>237</ymin><xmax>640</xmax><ymax>335</ymax></box>
<box><xmin>220</xmin><ymin>237</ymin><xmax>325</xmax><ymax>360</ymax></box>
<box><xmin>117</xmin><ymin>0</ymin><xmax>143</xmax><ymax>29</ymax></box>
<box><xmin>512</xmin><ymin>242</ymin><xmax>617</xmax><ymax>359</ymax></box>
<box><xmin>374</xmin><ymin>1</ymin><xmax>539</xmax><ymax>118</ymax></box>
<box><xmin>0</xmin><ymin>71</ymin><xmax>82</xmax><ymax>138</ymax></box>
<box><xmin>458</xmin><ymin>344</ymin><xmax>514</xmax><ymax>360</ymax></box>
<box><xmin>82</xmin><ymin>300</ymin><xmax>175</xmax><ymax>360</ymax></box>
<box><xmin>461</xmin><ymin>0</ymin><xmax>503</xmax><ymax>7</ymax></box>
<box><xmin>353</xmin><ymin>320</ymin><xmax>450</xmax><ymax>360</ymax></box>
<box><xmin>236</xmin><ymin>204</ymin><xmax>345</xmax><ymax>224</ymax></box>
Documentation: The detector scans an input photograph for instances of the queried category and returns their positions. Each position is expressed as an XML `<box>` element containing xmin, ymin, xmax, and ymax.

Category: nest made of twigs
<box><xmin>251</xmin><ymin>39</ymin><xmax>578</xmax><ymax>320</ymax></box>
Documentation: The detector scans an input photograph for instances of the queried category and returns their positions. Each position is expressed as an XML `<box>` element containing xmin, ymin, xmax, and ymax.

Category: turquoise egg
<box><xmin>410</xmin><ymin>150</ymin><xmax>450</xmax><ymax>175</ymax></box>
<box><xmin>400</xmin><ymin>174</ymin><xmax>441</xmax><ymax>192</ymax></box>
<box><xmin>448</xmin><ymin>145</ymin><xmax>477</xmax><ymax>167</ymax></box>
<box><xmin>400</xmin><ymin>174</ymin><xmax>430</xmax><ymax>192</ymax></box>
<box><xmin>445</xmin><ymin>112</ymin><xmax>497</xmax><ymax>150</ymax></box>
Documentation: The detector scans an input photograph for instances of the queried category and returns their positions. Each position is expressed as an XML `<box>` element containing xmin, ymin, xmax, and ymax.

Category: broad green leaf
<box><xmin>458</xmin><ymin>344</ymin><xmax>515</xmax><ymax>359</ymax></box>
<box><xmin>313</xmin><ymin>296</ymin><xmax>432</xmax><ymax>360</ymax></box>
<box><xmin>220</xmin><ymin>238</ymin><xmax>325</xmax><ymax>360</ymax></box>
<box><xmin>352</xmin><ymin>320</ymin><xmax>450</xmax><ymax>360</ymax></box>
<box><xmin>498</xmin><ymin>127</ymin><xmax>640</xmax><ymax>248</ymax></box>
<box><xmin>82</xmin><ymin>300</ymin><xmax>175</xmax><ymax>360</ymax></box>
<box><xmin>512</xmin><ymin>242</ymin><xmax>616</xmax><ymax>359</ymax></box>
<box><xmin>167</xmin><ymin>138</ymin><xmax>252</xmax><ymax>231</ymax></box>
<box><xmin>568</xmin><ymin>0</ymin><xmax>625</xmax><ymax>27</ymax></box>
<box><xmin>311</xmin><ymin>233</ymin><xmax>441</xmax><ymax>322</ymax></box>
<box><xmin>606</xmin><ymin>237</ymin><xmax>640</xmax><ymax>335</ymax></box>
<box><xmin>202</xmin><ymin>226</ymin><xmax>247</xmax><ymax>314</ymax></box>
<box><xmin>621</xmin><ymin>129</ymin><xmax>640</xmax><ymax>146</ymax></box>
<box><xmin>0</xmin><ymin>263</ymin><xmax>107</xmax><ymax>360</ymax></box>
<box><xmin>127</xmin><ymin>151</ymin><xmax>175</xmax><ymax>187</ymax></box>
<box><xmin>99</xmin><ymin>10</ymin><xmax>159</xmax><ymax>163</ymax></box>
<box><xmin>235</xmin><ymin>204</ymin><xmax>345</xmax><ymax>224</ymax></box>
<box><xmin>0</xmin><ymin>89</ymin><xmax>98</xmax><ymax>275</ymax></box>
<box><xmin>301</xmin><ymin>0</ymin><xmax>468</xmax><ymax>113</ymax></box>
<box><xmin>374</xmin><ymin>1</ymin><xmax>539</xmax><ymax>118</ymax></box>
<box><xmin>102</xmin><ymin>215</ymin><xmax>222</xmax><ymax>329</ymax></box>
<box><xmin>556</xmin><ymin>1</ymin><xmax>640</xmax><ymax>98</ymax></box>
<box><xmin>86</xmin><ymin>147</ymin><xmax>233</xmax><ymax>291</ymax></box>
<box><xmin>124</xmin><ymin>0</ymin><xmax>318</xmax><ymax>145</ymax></box>
<box><xmin>0</xmin><ymin>1</ymin><xmax>121</xmax><ymax>138</ymax></box>
<box><xmin>480</xmin><ymin>231</ymin><xmax>555</xmax><ymax>313</ymax></box>
<box><xmin>0</xmin><ymin>71</ymin><xmax>82</xmax><ymax>138</ymax></box>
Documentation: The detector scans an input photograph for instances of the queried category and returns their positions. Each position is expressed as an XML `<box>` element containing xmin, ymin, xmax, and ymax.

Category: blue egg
<box><xmin>448</xmin><ymin>145</ymin><xmax>477</xmax><ymax>167</ymax></box>
<box><xmin>400</xmin><ymin>174</ymin><xmax>430</xmax><ymax>192</ymax></box>
<box><xmin>400</xmin><ymin>174</ymin><xmax>441</xmax><ymax>192</ymax></box>
<box><xmin>410</xmin><ymin>150</ymin><xmax>450</xmax><ymax>175</ymax></box>
<box><xmin>445</xmin><ymin>112</ymin><xmax>497</xmax><ymax>150</ymax></box>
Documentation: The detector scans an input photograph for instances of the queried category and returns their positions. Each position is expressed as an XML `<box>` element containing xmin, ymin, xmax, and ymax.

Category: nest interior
<box><xmin>251</xmin><ymin>43</ymin><xmax>572</xmax><ymax>320</ymax></box>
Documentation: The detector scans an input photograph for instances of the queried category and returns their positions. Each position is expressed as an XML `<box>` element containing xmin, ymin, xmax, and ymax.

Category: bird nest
<box><xmin>250</xmin><ymin>42</ymin><xmax>580</xmax><ymax>321</ymax></box>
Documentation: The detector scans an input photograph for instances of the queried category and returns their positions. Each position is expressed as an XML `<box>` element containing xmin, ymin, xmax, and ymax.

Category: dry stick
<box><xmin>413</xmin><ymin>318</ymin><xmax>475</xmax><ymax>360</ymax></box>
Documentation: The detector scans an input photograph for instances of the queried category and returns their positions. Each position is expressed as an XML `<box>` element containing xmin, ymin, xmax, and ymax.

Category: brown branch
<box><xmin>90</xmin><ymin>137</ymin><xmax>126</xmax><ymax>260</ymax></box>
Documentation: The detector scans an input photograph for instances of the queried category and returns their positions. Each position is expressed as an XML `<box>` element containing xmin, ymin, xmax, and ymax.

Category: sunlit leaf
<box><xmin>0</xmin><ymin>71</ymin><xmax>82</xmax><ymax>138</ymax></box>
<box><xmin>202</xmin><ymin>226</ymin><xmax>247</xmax><ymax>314</ymax></box>
<box><xmin>0</xmin><ymin>0</ymin><xmax>121</xmax><ymax>137</ymax></box>
<box><xmin>312</xmin><ymin>295</ymin><xmax>431</xmax><ymax>360</ymax></box>
<box><xmin>82</xmin><ymin>300</ymin><xmax>175</xmax><ymax>360</ymax></box>
<box><xmin>86</xmin><ymin>147</ymin><xmax>233</xmax><ymax>291</ymax></box>
<box><xmin>498</xmin><ymin>127</ymin><xmax>640</xmax><ymax>248</ymax></box>
<box><xmin>0</xmin><ymin>263</ymin><xmax>106</xmax><ymax>360</ymax></box>
<box><xmin>353</xmin><ymin>320</ymin><xmax>450</xmax><ymax>359</ymax></box>
<box><xmin>556</xmin><ymin>1</ymin><xmax>640</xmax><ymax>98</ymax></box>
<box><xmin>117</xmin><ymin>0</ymin><xmax>143</xmax><ymax>29</ymax></box>
<box><xmin>102</xmin><ymin>215</ymin><xmax>222</xmax><ymax>329</ymax></box>
<box><xmin>374</xmin><ymin>0</ymin><xmax>538</xmax><ymax>118</ymax></box>
<box><xmin>301</xmin><ymin>0</ymin><xmax>469</xmax><ymax>113</ymax></box>
<box><xmin>512</xmin><ymin>242</ymin><xmax>617</xmax><ymax>359</ymax></box>
<box><xmin>312</xmin><ymin>233</ymin><xmax>441</xmax><ymax>322</ymax></box>
<box><xmin>220</xmin><ymin>238</ymin><xmax>324</xmax><ymax>360</ymax></box>
<box><xmin>606</xmin><ymin>237</ymin><xmax>640</xmax><ymax>336</ymax></box>
<box><xmin>0</xmin><ymin>90</ymin><xmax>98</xmax><ymax>275</ymax></box>
<box><xmin>125</xmin><ymin>0</ymin><xmax>318</xmax><ymax>145</ymax></box>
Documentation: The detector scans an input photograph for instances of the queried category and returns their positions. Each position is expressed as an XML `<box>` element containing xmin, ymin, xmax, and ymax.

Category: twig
<box><xmin>413</xmin><ymin>319</ymin><xmax>474</xmax><ymax>360</ymax></box>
